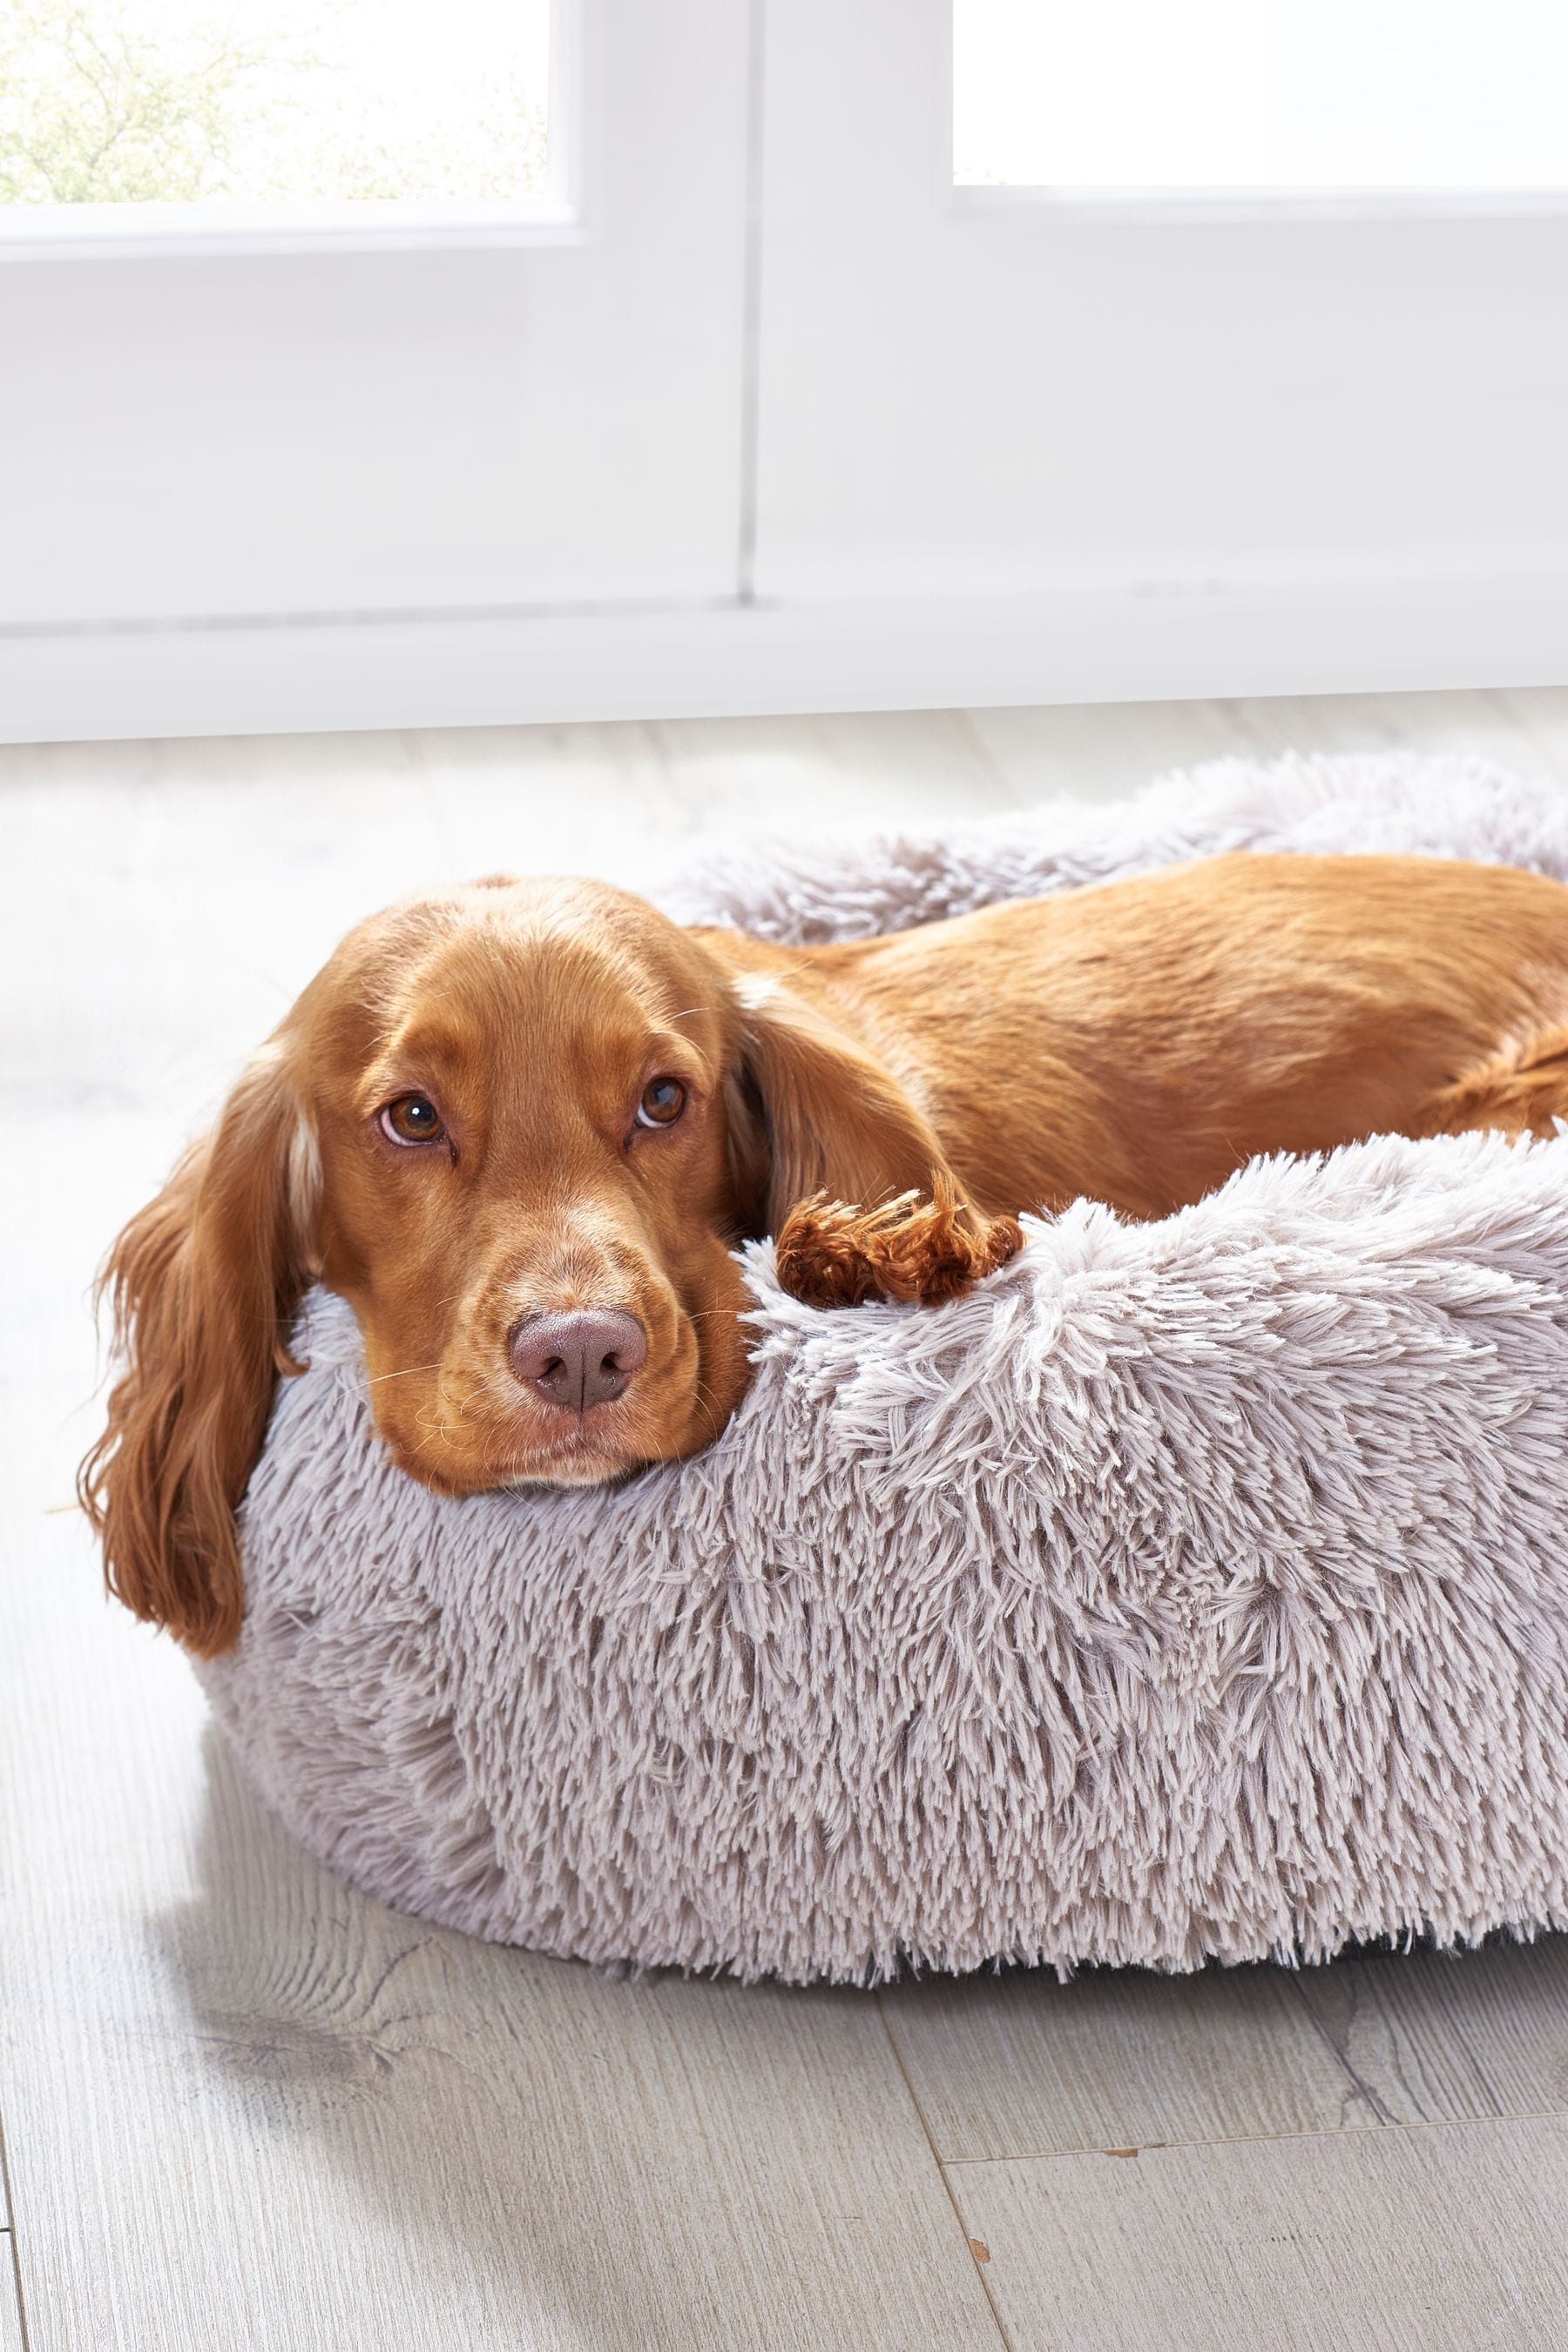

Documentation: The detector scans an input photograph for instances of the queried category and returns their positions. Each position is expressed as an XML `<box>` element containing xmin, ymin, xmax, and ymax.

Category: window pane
<box><xmin>954</xmin><ymin>0</ymin><xmax>1568</xmax><ymax>192</ymax></box>
<box><xmin>0</xmin><ymin>0</ymin><xmax>554</xmax><ymax>208</ymax></box>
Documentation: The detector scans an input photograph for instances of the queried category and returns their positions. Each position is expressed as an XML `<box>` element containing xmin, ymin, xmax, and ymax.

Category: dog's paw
<box><xmin>774</xmin><ymin>1179</ymin><xmax>1024</xmax><ymax>1308</ymax></box>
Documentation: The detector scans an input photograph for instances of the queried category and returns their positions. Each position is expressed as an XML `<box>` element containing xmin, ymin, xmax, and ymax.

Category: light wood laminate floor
<box><xmin>4</xmin><ymin>688</ymin><xmax>1568</xmax><ymax>2351</ymax></box>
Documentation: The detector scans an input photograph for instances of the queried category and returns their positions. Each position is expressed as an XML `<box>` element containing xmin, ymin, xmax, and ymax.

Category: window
<box><xmin>0</xmin><ymin>0</ymin><xmax>562</xmax><ymax>235</ymax></box>
<box><xmin>954</xmin><ymin>0</ymin><xmax>1568</xmax><ymax>194</ymax></box>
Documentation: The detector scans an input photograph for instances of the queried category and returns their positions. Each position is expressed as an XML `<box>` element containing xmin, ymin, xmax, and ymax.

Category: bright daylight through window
<box><xmin>0</xmin><ymin>0</ymin><xmax>556</xmax><ymax>212</ymax></box>
<box><xmin>954</xmin><ymin>0</ymin><xmax>1568</xmax><ymax>193</ymax></box>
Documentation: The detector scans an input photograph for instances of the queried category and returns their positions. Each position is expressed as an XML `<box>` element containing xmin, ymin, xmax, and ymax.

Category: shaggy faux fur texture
<box><xmin>201</xmin><ymin>754</ymin><xmax>1568</xmax><ymax>1983</ymax></box>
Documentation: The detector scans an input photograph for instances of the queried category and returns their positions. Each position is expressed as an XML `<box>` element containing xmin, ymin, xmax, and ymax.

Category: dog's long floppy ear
<box><xmin>78</xmin><ymin>1043</ymin><xmax>317</xmax><ymax>1657</ymax></box>
<box><xmin>726</xmin><ymin>977</ymin><xmax>1022</xmax><ymax>1308</ymax></box>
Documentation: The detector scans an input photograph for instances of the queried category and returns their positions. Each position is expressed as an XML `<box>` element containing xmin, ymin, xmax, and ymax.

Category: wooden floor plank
<box><xmin>1220</xmin><ymin>686</ymin><xmax>1547</xmax><ymax>770</ymax></box>
<box><xmin>1221</xmin><ymin>691</ymin><xmax>1412</xmax><ymax>757</ymax></box>
<box><xmin>652</xmin><ymin>707</ymin><xmax>1019</xmax><ymax>827</ymax></box>
<box><xmin>1496</xmin><ymin>685</ymin><xmax>1568</xmax><ymax>777</ymax></box>
<box><xmin>1289</xmin><ymin>1937</ymin><xmax>1568</xmax><ymax>2129</ymax></box>
<box><xmin>404</xmin><ymin>718</ymin><xmax>693</xmax><ymax>885</ymax></box>
<box><xmin>1359</xmin><ymin>687</ymin><xmax>1562</xmax><ymax>772</ymax></box>
<box><xmin>882</xmin><ymin>1965</ymin><xmax>1380</xmax><ymax>2165</ymax></box>
<box><xmin>1</xmin><ymin>728</ymin><xmax>445</xmax><ymax>1125</ymax></box>
<box><xmin>0</xmin><ymin>2239</ymin><xmax>24</xmax><ymax>2352</ymax></box>
<box><xmin>922</xmin><ymin>686</ymin><xmax>1565</xmax><ymax>815</ymax></box>
<box><xmin>404</xmin><ymin>709</ymin><xmax>1015</xmax><ymax>884</ymax></box>
<box><xmin>962</xmin><ymin>699</ymin><xmax>1254</xmax><ymax>803</ymax></box>
<box><xmin>951</xmin><ymin>2114</ymin><xmax>1568</xmax><ymax>2352</ymax></box>
<box><xmin>2</xmin><ymin>1708</ymin><xmax>1000</xmax><ymax>2352</ymax></box>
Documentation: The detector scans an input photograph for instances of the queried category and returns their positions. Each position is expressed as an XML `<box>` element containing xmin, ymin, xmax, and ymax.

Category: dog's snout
<box><xmin>508</xmin><ymin>1309</ymin><xmax>648</xmax><ymax>1410</ymax></box>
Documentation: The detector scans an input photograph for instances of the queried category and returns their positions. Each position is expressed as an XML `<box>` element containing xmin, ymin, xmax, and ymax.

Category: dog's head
<box><xmin>81</xmin><ymin>875</ymin><xmax>1019</xmax><ymax>1653</ymax></box>
<box><xmin>279</xmin><ymin>876</ymin><xmax>761</xmax><ymax>1497</ymax></box>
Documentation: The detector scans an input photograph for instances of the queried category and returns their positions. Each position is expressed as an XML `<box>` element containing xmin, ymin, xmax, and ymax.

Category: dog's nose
<box><xmin>508</xmin><ymin>1309</ymin><xmax>648</xmax><ymax>1410</ymax></box>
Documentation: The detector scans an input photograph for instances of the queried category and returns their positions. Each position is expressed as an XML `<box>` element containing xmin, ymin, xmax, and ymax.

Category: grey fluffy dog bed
<box><xmin>202</xmin><ymin>754</ymin><xmax>1568</xmax><ymax>1984</ymax></box>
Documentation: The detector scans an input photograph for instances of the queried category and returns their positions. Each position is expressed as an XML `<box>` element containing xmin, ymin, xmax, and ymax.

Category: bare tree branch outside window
<box><xmin>0</xmin><ymin>0</ymin><xmax>550</xmax><ymax>206</ymax></box>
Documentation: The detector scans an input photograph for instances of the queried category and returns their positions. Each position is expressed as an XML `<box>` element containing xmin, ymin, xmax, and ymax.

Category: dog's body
<box><xmin>715</xmin><ymin>852</ymin><xmax>1568</xmax><ymax>1223</ymax></box>
<box><xmin>84</xmin><ymin>850</ymin><xmax>1568</xmax><ymax>1655</ymax></box>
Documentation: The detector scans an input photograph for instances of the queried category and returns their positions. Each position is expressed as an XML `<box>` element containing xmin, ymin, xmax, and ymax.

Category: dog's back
<box><xmin>792</xmin><ymin>853</ymin><xmax>1568</xmax><ymax>1218</ymax></box>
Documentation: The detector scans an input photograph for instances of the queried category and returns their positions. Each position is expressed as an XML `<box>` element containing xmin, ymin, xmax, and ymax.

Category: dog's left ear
<box><xmin>724</xmin><ymin>977</ymin><xmax>1022</xmax><ymax>1308</ymax></box>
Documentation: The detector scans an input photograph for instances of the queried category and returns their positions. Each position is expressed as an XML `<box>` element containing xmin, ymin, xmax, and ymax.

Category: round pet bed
<box><xmin>201</xmin><ymin>754</ymin><xmax>1568</xmax><ymax>1983</ymax></box>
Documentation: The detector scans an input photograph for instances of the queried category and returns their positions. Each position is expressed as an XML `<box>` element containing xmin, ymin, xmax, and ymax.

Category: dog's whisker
<box><xmin>690</xmin><ymin>1375</ymin><xmax>724</xmax><ymax>1446</ymax></box>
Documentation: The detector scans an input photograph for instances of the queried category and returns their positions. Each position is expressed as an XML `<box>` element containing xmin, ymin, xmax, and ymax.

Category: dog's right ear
<box><xmin>78</xmin><ymin>1044</ymin><xmax>317</xmax><ymax>1657</ymax></box>
<box><xmin>722</xmin><ymin>974</ymin><xmax>1022</xmax><ymax>1307</ymax></box>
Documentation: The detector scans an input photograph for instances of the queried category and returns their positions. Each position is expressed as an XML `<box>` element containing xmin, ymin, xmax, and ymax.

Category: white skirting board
<box><xmin>3</xmin><ymin>570</ymin><xmax>1566</xmax><ymax>743</ymax></box>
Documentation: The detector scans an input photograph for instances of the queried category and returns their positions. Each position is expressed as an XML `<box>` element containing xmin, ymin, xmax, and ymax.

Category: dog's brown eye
<box><xmin>636</xmin><ymin>1076</ymin><xmax>686</xmax><ymax>1130</ymax></box>
<box><xmin>381</xmin><ymin>1094</ymin><xmax>445</xmax><ymax>1146</ymax></box>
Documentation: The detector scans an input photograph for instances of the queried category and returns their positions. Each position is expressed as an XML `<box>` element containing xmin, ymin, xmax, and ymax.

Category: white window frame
<box><xmin>2</xmin><ymin>0</ymin><xmax>1566</xmax><ymax>742</ymax></box>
